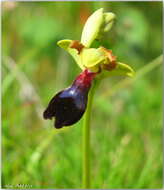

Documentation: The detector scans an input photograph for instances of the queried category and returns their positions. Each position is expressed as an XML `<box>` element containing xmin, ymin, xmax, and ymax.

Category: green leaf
<box><xmin>97</xmin><ymin>62</ymin><xmax>135</xmax><ymax>79</ymax></box>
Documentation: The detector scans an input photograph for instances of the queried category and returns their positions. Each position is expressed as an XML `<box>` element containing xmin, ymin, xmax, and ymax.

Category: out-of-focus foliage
<box><xmin>2</xmin><ymin>2</ymin><xmax>162</xmax><ymax>189</ymax></box>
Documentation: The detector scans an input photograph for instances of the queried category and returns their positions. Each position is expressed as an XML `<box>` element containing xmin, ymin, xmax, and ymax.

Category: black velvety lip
<box><xmin>43</xmin><ymin>69</ymin><xmax>97</xmax><ymax>129</ymax></box>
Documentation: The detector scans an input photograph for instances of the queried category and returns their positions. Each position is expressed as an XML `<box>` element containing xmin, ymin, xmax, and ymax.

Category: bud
<box><xmin>81</xmin><ymin>8</ymin><xmax>115</xmax><ymax>47</ymax></box>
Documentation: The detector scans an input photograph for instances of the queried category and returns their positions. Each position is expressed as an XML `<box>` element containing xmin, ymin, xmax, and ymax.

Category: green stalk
<box><xmin>82</xmin><ymin>80</ymin><xmax>98</xmax><ymax>188</ymax></box>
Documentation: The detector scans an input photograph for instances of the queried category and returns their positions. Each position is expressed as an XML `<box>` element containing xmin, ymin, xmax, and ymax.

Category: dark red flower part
<box><xmin>43</xmin><ymin>69</ymin><xmax>97</xmax><ymax>129</ymax></box>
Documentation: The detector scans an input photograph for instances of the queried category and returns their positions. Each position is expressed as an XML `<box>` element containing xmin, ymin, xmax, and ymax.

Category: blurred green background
<box><xmin>2</xmin><ymin>1</ymin><xmax>163</xmax><ymax>189</ymax></box>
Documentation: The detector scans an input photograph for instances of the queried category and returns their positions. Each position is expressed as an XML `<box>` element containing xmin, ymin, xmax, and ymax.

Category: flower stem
<box><xmin>82</xmin><ymin>80</ymin><xmax>98</xmax><ymax>188</ymax></box>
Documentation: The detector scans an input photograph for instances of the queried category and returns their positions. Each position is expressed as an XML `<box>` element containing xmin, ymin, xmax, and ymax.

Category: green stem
<box><xmin>82</xmin><ymin>80</ymin><xmax>98</xmax><ymax>188</ymax></box>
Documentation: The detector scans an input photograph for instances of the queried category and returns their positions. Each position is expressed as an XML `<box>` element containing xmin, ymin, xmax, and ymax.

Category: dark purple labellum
<box><xmin>43</xmin><ymin>69</ymin><xmax>96</xmax><ymax>129</ymax></box>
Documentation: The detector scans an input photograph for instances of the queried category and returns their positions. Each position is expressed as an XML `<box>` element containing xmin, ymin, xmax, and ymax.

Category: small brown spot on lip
<box><xmin>69</xmin><ymin>40</ymin><xmax>85</xmax><ymax>54</ymax></box>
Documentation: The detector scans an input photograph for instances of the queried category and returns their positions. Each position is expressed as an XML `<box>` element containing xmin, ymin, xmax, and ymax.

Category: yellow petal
<box><xmin>81</xmin><ymin>48</ymin><xmax>105</xmax><ymax>67</ymax></box>
<box><xmin>97</xmin><ymin>62</ymin><xmax>135</xmax><ymax>79</ymax></box>
<box><xmin>57</xmin><ymin>40</ymin><xmax>84</xmax><ymax>69</ymax></box>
